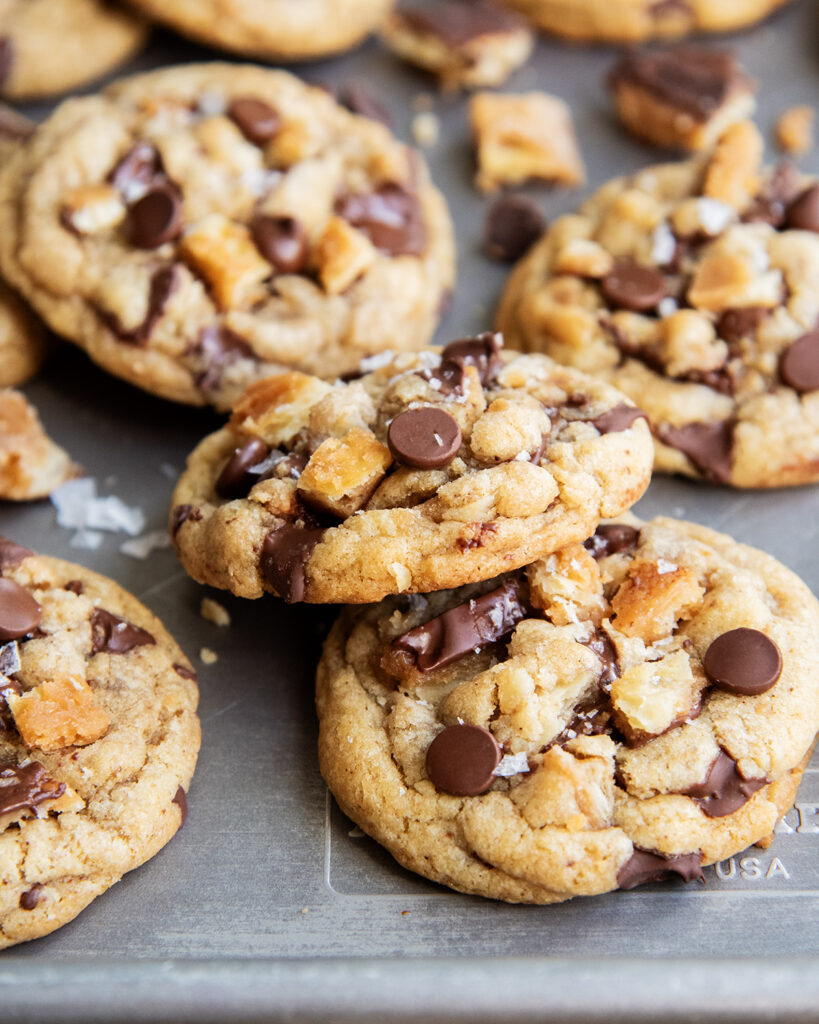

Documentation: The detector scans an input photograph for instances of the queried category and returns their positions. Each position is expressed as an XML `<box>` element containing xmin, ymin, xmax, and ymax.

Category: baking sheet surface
<box><xmin>1</xmin><ymin>0</ymin><xmax>818</xmax><ymax>980</ymax></box>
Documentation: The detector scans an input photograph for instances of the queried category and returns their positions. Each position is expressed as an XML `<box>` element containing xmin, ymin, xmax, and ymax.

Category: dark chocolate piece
<box><xmin>601</xmin><ymin>260</ymin><xmax>666</xmax><ymax>312</ymax></box>
<box><xmin>785</xmin><ymin>185</ymin><xmax>819</xmax><ymax>233</ymax></box>
<box><xmin>90</xmin><ymin>608</ymin><xmax>156</xmax><ymax>655</ymax></box>
<box><xmin>703</xmin><ymin>628</ymin><xmax>782</xmax><ymax>697</ymax></box>
<box><xmin>172</xmin><ymin>785</ymin><xmax>188</xmax><ymax>826</ymax></box>
<box><xmin>684</xmin><ymin>749</ymin><xmax>766</xmax><ymax>818</ymax></box>
<box><xmin>338</xmin><ymin>80</ymin><xmax>392</xmax><ymax>127</ymax></box>
<box><xmin>425</xmin><ymin>331</ymin><xmax>504</xmax><ymax>395</ymax></box>
<box><xmin>128</xmin><ymin>183</ymin><xmax>184</xmax><ymax>249</ymax></box>
<box><xmin>251</xmin><ymin>215</ymin><xmax>308</xmax><ymax>274</ymax></box>
<box><xmin>215</xmin><ymin>438</ymin><xmax>271</xmax><ymax>499</ymax></box>
<box><xmin>484</xmin><ymin>195</ymin><xmax>545</xmax><ymax>263</ymax></box>
<box><xmin>716</xmin><ymin>307</ymin><xmax>768</xmax><ymax>346</ymax></box>
<box><xmin>387</xmin><ymin>407</ymin><xmax>462</xmax><ymax>470</ymax></box>
<box><xmin>743</xmin><ymin>162</ymin><xmax>801</xmax><ymax>227</ymax></box>
<box><xmin>0</xmin><ymin>537</ymin><xmax>33</xmax><ymax>571</ymax></box>
<box><xmin>193</xmin><ymin>326</ymin><xmax>255</xmax><ymax>397</ymax></box>
<box><xmin>617</xmin><ymin>849</ymin><xmax>705</xmax><ymax>890</ymax></box>
<box><xmin>0</xmin><ymin>762</ymin><xmax>65</xmax><ymax>819</ymax></box>
<box><xmin>425</xmin><ymin>724</ymin><xmax>501</xmax><ymax>796</ymax></box>
<box><xmin>591</xmin><ymin>403</ymin><xmax>648</xmax><ymax>435</ymax></box>
<box><xmin>400</xmin><ymin>0</ymin><xmax>526</xmax><ymax>45</ymax></box>
<box><xmin>260</xmin><ymin>524</ymin><xmax>326</xmax><ymax>603</ymax></box>
<box><xmin>228</xmin><ymin>97</ymin><xmax>281</xmax><ymax>145</ymax></box>
<box><xmin>100</xmin><ymin>264</ymin><xmax>178</xmax><ymax>346</ymax></box>
<box><xmin>657</xmin><ymin>420</ymin><xmax>734</xmax><ymax>484</ymax></box>
<box><xmin>19</xmin><ymin>883</ymin><xmax>44</xmax><ymax>910</ymax></box>
<box><xmin>173</xmin><ymin>662</ymin><xmax>198</xmax><ymax>682</ymax></box>
<box><xmin>780</xmin><ymin>330</ymin><xmax>819</xmax><ymax>393</ymax></box>
<box><xmin>334</xmin><ymin>184</ymin><xmax>426</xmax><ymax>257</ymax></box>
<box><xmin>0</xmin><ymin>579</ymin><xmax>41</xmax><ymax>642</ymax></box>
<box><xmin>170</xmin><ymin>504</ymin><xmax>202</xmax><ymax>537</ymax></box>
<box><xmin>584</xmin><ymin>524</ymin><xmax>640</xmax><ymax>560</ymax></box>
<box><xmin>109</xmin><ymin>143</ymin><xmax>163</xmax><ymax>197</ymax></box>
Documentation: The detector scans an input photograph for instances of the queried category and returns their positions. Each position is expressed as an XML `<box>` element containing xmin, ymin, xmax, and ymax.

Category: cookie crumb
<box><xmin>200</xmin><ymin>647</ymin><xmax>219</xmax><ymax>665</ymax></box>
<box><xmin>200</xmin><ymin>597</ymin><xmax>231</xmax><ymax>627</ymax></box>
<box><xmin>776</xmin><ymin>105</ymin><xmax>814</xmax><ymax>154</ymax></box>
<box><xmin>412</xmin><ymin>111</ymin><xmax>440</xmax><ymax>148</ymax></box>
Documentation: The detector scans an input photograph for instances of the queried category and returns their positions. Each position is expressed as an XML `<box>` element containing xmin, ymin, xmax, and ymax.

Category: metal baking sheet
<box><xmin>1</xmin><ymin>3</ymin><xmax>818</xmax><ymax>1018</ymax></box>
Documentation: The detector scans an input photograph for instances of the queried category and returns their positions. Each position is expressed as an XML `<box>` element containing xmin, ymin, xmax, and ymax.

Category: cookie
<box><xmin>497</xmin><ymin>121</ymin><xmax>819</xmax><ymax>487</ymax></box>
<box><xmin>125</xmin><ymin>0</ymin><xmax>392</xmax><ymax>61</ymax></box>
<box><xmin>0</xmin><ymin>0</ymin><xmax>147</xmax><ymax>101</ymax></box>
<box><xmin>0</xmin><ymin>536</ymin><xmax>200</xmax><ymax>947</ymax></box>
<box><xmin>317</xmin><ymin>515</ymin><xmax>819</xmax><ymax>903</ymax></box>
<box><xmin>170</xmin><ymin>333</ymin><xmax>652</xmax><ymax>604</ymax></box>
<box><xmin>498</xmin><ymin>0</ymin><xmax>791</xmax><ymax>43</ymax></box>
<box><xmin>0</xmin><ymin>391</ymin><xmax>78</xmax><ymax>501</ymax></box>
<box><xmin>382</xmin><ymin>0</ymin><xmax>534</xmax><ymax>91</ymax></box>
<box><xmin>608</xmin><ymin>46</ymin><xmax>756</xmax><ymax>152</ymax></box>
<box><xmin>0</xmin><ymin>64</ymin><xmax>455</xmax><ymax>411</ymax></box>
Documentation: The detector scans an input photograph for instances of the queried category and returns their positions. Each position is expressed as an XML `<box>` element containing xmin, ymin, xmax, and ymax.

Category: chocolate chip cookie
<box><xmin>125</xmin><ymin>0</ymin><xmax>393</xmax><ymax>61</ymax></box>
<box><xmin>498</xmin><ymin>121</ymin><xmax>819</xmax><ymax>487</ymax></box>
<box><xmin>0</xmin><ymin>0</ymin><xmax>148</xmax><ymax>101</ymax></box>
<box><xmin>0</xmin><ymin>282</ymin><xmax>48</xmax><ymax>389</ymax></box>
<box><xmin>0</xmin><ymin>536</ymin><xmax>200</xmax><ymax>947</ymax></box>
<box><xmin>170</xmin><ymin>333</ymin><xmax>652</xmax><ymax>604</ymax></box>
<box><xmin>0</xmin><ymin>63</ymin><xmax>455</xmax><ymax>410</ymax></box>
<box><xmin>317</xmin><ymin>515</ymin><xmax>819</xmax><ymax>903</ymax></box>
<box><xmin>498</xmin><ymin>0</ymin><xmax>791</xmax><ymax>42</ymax></box>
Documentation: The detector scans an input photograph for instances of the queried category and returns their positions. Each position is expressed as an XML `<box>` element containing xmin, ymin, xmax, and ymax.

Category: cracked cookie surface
<box><xmin>0</xmin><ymin>537</ymin><xmax>200</xmax><ymax>947</ymax></box>
<box><xmin>0</xmin><ymin>63</ymin><xmax>455</xmax><ymax>410</ymax></box>
<box><xmin>317</xmin><ymin>515</ymin><xmax>819</xmax><ymax>903</ymax></box>
<box><xmin>170</xmin><ymin>334</ymin><xmax>652</xmax><ymax>604</ymax></box>
<box><xmin>498</xmin><ymin>0</ymin><xmax>791</xmax><ymax>42</ymax></box>
<box><xmin>497</xmin><ymin>122</ymin><xmax>819</xmax><ymax>487</ymax></box>
<box><xmin>0</xmin><ymin>0</ymin><xmax>147</xmax><ymax>101</ymax></box>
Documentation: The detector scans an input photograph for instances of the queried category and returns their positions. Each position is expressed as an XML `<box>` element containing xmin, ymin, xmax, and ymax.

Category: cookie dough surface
<box><xmin>0</xmin><ymin>63</ymin><xmax>455</xmax><ymax>410</ymax></box>
<box><xmin>0</xmin><ymin>0</ymin><xmax>147</xmax><ymax>100</ymax></box>
<box><xmin>171</xmin><ymin>335</ymin><xmax>652</xmax><ymax>604</ymax></box>
<box><xmin>317</xmin><ymin>516</ymin><xmax>819</xmax><ymax>903</ymax></box>
<box><xmin>497</xmin><ymin>122</ymin><xmax>819</xmax><ymax>487</ymax></box>
<box><xmin>125</xmin><ymin>0</ymin><xmax>393</xmax><ymax>60</ymax></box>
<box><xmin>0</xmin><ymin>537</ymin><xmax>200</xmax><ymax>947</ymax></box>
<box><xmin>499</xmin><ymin>0</ymin><xmax>791</xmax><ymax>42</ymax></box>
<box><xmin>0</xmin><ymin>282</ymin><xmax>48</xmax><ymax>389</ymax></box>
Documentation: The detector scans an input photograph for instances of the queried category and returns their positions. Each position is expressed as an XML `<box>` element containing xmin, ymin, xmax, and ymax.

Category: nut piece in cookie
<box><xmin>608</xmin><ymin>47</ymin><xmax>756</xmax><ymax>152</ymax></box>
<box><xmin>382</xmin><ymin>0</ymin><xmax>534</xmax><ymax>91</ymax></box>
<box><xmin>0</xmin><ymin>390</ymin><xmax>78</xmax><ymax>501</ymax></box>
<box><xmin>470</xmin><ymin>91</ymin><xmax>586</xmax><ymax>192</ymax></box>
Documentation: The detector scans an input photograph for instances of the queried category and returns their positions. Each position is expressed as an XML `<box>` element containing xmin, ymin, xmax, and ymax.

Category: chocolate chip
<box><xmin>0</xmin><ymin>580</ymin><xmax>41</xmax><ymax>642</ymax></box>
<box><xmin>617</xmin><ymin>849</ymin><xmax>705</xmax><ymax>890</ymax></box>
<box><xmin>260</xmin><ymin>524</ymin><xmax>325</xmax><ymax>603</ymax></box>
<box><xmin>785</xmin><ymin>185</ymin><xmax>819</xmax><ymax>233</ymax></box>
<box><xmin>601</xmin><ymin>261</ymin><xmax>666</xmax><ymax>312</ymax></box>
<box><xmin>128</xmin><ymin>183</ymin><xmax>184</xmax><ymax>249</ymax></box>
<box><xmin>173</xmin><ymin>662</ymin><xmax>198</xmax><ymax>682</ymax></box>
<box><xmin>171</xmin><ymin>504</ymin><xmax>202</xmax><ymax>537</ymax></box>
<box><xmin>19</xmin><ymin>883</ymin><xmax>44</xmax><ymax>911</ymax></box>
<box><xmin>401</xmin><ymin>0</ymin><xmax>526</xmax><ymax>45</ymax></box>
<box><xmin>101</xmin><ymin>264</ymin><xmax>178</xmax><ymax>346</ymax></box>
<box><xmin>334</xmin><ymin>184</ymin><xmax>426</xmax><ymax>257</ymax></box>
<box><xmin>172</xmin><ymin>785</ymin><xmax>188</xmax><ymax>826</ymax></box>
<box><xmin>586</xmin><ymin>630</ymin><xmax>620</xmax><ymax>687</ymax></box>
<box><xmin>228</xmin><ymin>97</ymin><xmax>281</xmax><ymax>145</ymax></box>
<box><xmin>716</xmin><ymin>307</ymin><xmax>768</xmax><ymax>346</ymax></box>
<box><xmin>391</xmin><ymin>579</ymin><xmax>527</xmax><ymax>673</ymax></box>
<box><xmin>428</xmin><ymin>331</ymin><xmax>504</xmax><ymax>394</ymax></box>
<box><xmin>338</xmin><ymin>80</ymin><xmax>392</xmax><ymax>127</ymax></box>
<box><xmin>658</xmin><ymin>420</ymin><xmax>734</xmax><ymax>484</ymax></box>
<box><xmin>388</xmin><ymin>407</ymin><xmax>462</xmax><ymax>470</ymax></box>
<box><xmin>684</xmin><ymin>749</ymin><xmax>766</xmax><ymax>818</ymax></box>
<box><xmin>193</xmin><ymin>326</ymin><xmax>255</xmax><ymax>397</ymax></box>
<box><xmin>216</xmin><ymin>438</ymin><xmax>271</xmax><ymax>499</ymax></box>
<box><xmin>0</xmin><ymin>537</ymin><xmax>33</xmax><ymax>571</ymax></box>
<box><xmin>0</xmin><ymin>37</ymin><xmax>13</xmax><ymax>88</ymax></box>
<box><xmin>251</xmin><ymin>215</ymin><xmax>308</xmax><ymax>274</ymax></box>
<box><xmin>780</xmin><ymin>331</ymin><xmax>819</xmax><ymax>393</ymax></box>
<box><xmin>743</xmin><ymin>162</ymin><xmax>802</xmax><ymax>227</ymax></box>
<box><xmin>0</xmin><ymin>762</ymin><xmax>65</xmax><ymax>819</ymax></box>
<box><xmin>109</xmin><ymin>143</ymin><xmax>163</xmax><ymax>197</ymax></box>
<box><xmin>90</xmin><ymin>608</ymin><xmax>156</xmax><ymax>655</ymax></box>
<box><xmin>65</xmin><ymin>580</ymin><xmax>84</xmax><ymax>595</ymax></box>
<box><xmin>584</xmin><ymin>524</ymin><xmax>640</xmax><ymax>560</ymax></box>
<box><xmin>591</xmin><ymin>403</ymin><xmax>648</xmax><ymax>435</ymax></box>
<box><xmin>703</xmin><ymin>628</ymin><xmax>782</xmax><ymax>696</ymax></box>
<box><xmin>425</xmin><ymin>724</ymin><xmax>501</xmax><ymax>796</ymax></box>
<box><xmin>484</xmin><ymin>195</ymin><xmax>545</xmax><ymax>263</ymax></box>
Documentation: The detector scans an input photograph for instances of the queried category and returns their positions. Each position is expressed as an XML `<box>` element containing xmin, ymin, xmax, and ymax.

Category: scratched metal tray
<box><xmin>1</xmin><ymin>3</ymin><xmax>818</xmax><ymax>1020</ymax></box>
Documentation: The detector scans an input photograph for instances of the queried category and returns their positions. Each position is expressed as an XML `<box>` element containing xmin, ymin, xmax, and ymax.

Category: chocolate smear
<box><xmin>584</xmin><ymin>524</ymin><xmax>640</xmax><ymax>560</ymax></box>
<box><xmin>684</xmin><ymin>749</ymin><xmax>766</xmax><ymax>818</ymax></box>
<box><xmin>657</xmin><ymin>420</ymin><xmax>734</xmax><ymax>484</ymax></box>
<box><xmin>425</xmin><ymin>723</ymin><xmax>501</xmax><ymax>797</ymax></box>
<box><xmin>260</xmin><ymin>524</ymin><xmax>326</xmax><ymax>603</ymax></box>
<box><xmin>334</xmin><ymin>183</ymin><xmax>426</xmax><ymax>257</ymax></box>
<box><xmin>591</xmin><ymin>403</ymin><xmax>648</xmax><ymax>435</ymax></box>
<box><xmin>618</xmin><ymin>849</ymin><xmax>705</xmax><ymax>890</ymax></box>
<box><xmin>400</xmin><ymin>0</ymin><xmax>526</xmax><ymax>45</ymax></box>
<box><xmin>171</xmin><ymin>504</ymin><xmax>202</xmax><ymax>537</ymax></box>
<box><xmin>0</xmin><ymin>762</ymin><xmax>65</xmax><ymax>819</ymax></box>
<box><xmin>90</xmin><ymin>608</ymin><xmax>156</xmax><ymax>655</ymax></box>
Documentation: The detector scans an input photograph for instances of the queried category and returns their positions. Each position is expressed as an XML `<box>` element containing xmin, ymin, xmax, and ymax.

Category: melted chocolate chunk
<box><xmin>128</xmin><ymin>183</ymin><xmax>184</xmax><ymax>249</ymax></box>
<box><xmin>173</xmin><ymin>662</ymin><xmax>198</xmax><ymax>682</ymax></box>
<box><xmin>0</xmin><ymin>677</ymin><xmax>22</xmax><ymax>732</ymax></box>
<box><xmin>193</xmin><ymin>326</ymin><xmax>255</xmax><ymax>397</ymax></box>
<box><xmin>401</xmin><ymin>0</ymin><xmax>525</xmax><ymax>45</ymax></box>
<box><xmin>171</xmin><ymin>504</ymin><xmax>202</xmax><ymax>537</ymax></box>
<box><xmin>586</xmin><ymin>631</ymin><xmax>620</xmax><ymax>688</ymax></box>
<box><xmin>584</xmin><ymin>524</ymin><xmax>640</xmax><ymax>560</ymax></box>
<box><xmin>334</xmin><ymin>184</ymin><xmax>426</xmax><ymax>257</ymax></box>
<box><xmin>684</xmin><ymin>749</ymin><xmax>766</xmax><ymax>818</ymax></box>
<box><xmin>0</xmin><ymin>537</ymin><xmax>33</xmax><ymax>571</ymax></box>
<box><xmin>780</xmin><ymin>330</ymin><xmax>819</xmax><ymax>393</ymax></box>
<box><xmin>109</xmin><ymin>143</ymin><xmax>163</xmax><ymax>197</ymax></box>
<box><xmin>0</xmin><ymin>762</ymin><xmax>65</xmax><ymax>819</ymax></box>
<box><xmin>0</xmin><ymin>37</ymin><xmax>13</xmax><ymax>87</ymax></box>
<box><xmin>658</xmin><ymin>420</ymin><xmax>734</xmax><ymax>484</ymax></box>
<box><xmin>425</xmin><ymin>332</ymin><xmax>504</xmax><ymax>395</ymax></box>
<box><xmin>591</xmin><ymin>403</ymin><xmax>648</xmax><ymax>435</ymax></box>
<box><xmin>425</xmin><ymin>724</ymin><xmax>501</xmax><ymax>796</ymax></box>
<box><xmin>100</xmin><ymin>264</ymin><xmax>178</xmax><ymax>346</ymax></box>
<box><xmin>608</xmin><ymin>47</ymin><xmax>745</xmax><ymax>122</ymax></box>
<box><xmin>387</xmin><ymin>407</ymin><xmax>462</xmax><ymax>470</ymax></box>
<box><xmin>251</xmin><ymin>215</ymin><xmax>308</xmax><ymax>274</ymax></box>
<box><xmin>65</xmin><ymin>580</ymin><xmax>84</xmax><ymax>595</ymax></box>
<box><xmin>19</xmin><ymin>883</ymin><xmax>44</xmax><ymax>911</ymax></box>
<box><xmin>601</xmin><ymin>261</ymin><xmax>666</xmax><ymax>312</ymax></box>
<box><xmin>552</xmin><ymin>632</ymin><xmax>619</xmax><ymax>745</ymax></box>
<box><xmin>484</xmin><ymin>196</ymin><xmax>545</xmax><ymax>263</ymax></box>
<box><xmin>228</xmin><ymin>97</ymin><xmax>281</xmax><ymax>146</ymax></box>
<box><xmin>785</xmin><ymin>185</ymin><xmax>819</xmax><ymax>233</ymax></box>
<box><xmin>216</xmin><ymin>438</ymin><xmax>271</xmax><ymax>499</ymax></box>
<box><xmin>0</xmin><ymin>580</ymin><xmax>41</xmax><ymax>642</ymax></box>
<box><xmin>703</xmin><ymin>628</ymin><xmax>782</xmax><ymax>697</ymax></box>
<box><xmin>617</xmin><ymin>849</ymin><xmax>705</xmax><ymax>890</ymax></box>
<box><xmin>90</xmin><ymin>609</ymin><xmax>156</xmax><ymax>655</ymax></box>
<box><xmin>338</xmin><ymin>80</ymin><xmax>392</xmax><ymax>127</ymax></box>
<box><xmin>172</xmin><ymin>785</ymin><xmax>188</xmax><ymax>825</ymax></box>
<box><xmin>716</xmin><ymin>307</ymin><xmax>768</xmax><ymax>346</ymax></box>
<box><xmin>260</xmin><ymin>524</ymin><xmax>326</xmax><ymax>603</ymax></box>
<box><xmin>743</xmin><ymin>162</ymin><xmax>801</xmax><ymax>227</ymax></box>
<box><xmin>391</xmin><ymin>580</ymin><xmax>527</xmax><ymax>673</ymax></box>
